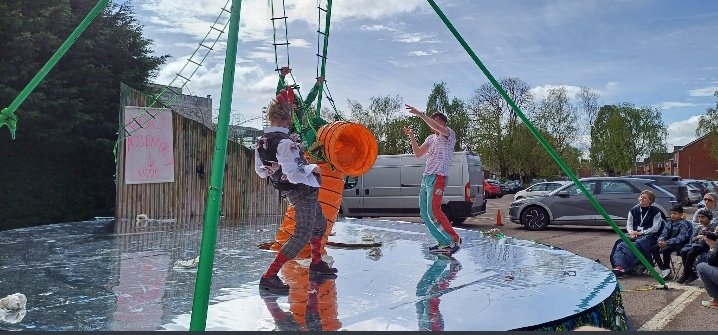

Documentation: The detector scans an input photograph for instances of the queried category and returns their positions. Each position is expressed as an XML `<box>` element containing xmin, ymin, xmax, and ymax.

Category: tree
<box><xmin>589</xmin><ymin>103</ymin><xmax>667</xmax><ymax>175</ymax></box>
<box><xmin>347</xmin><ymin>95</ymin><xmax>404</xmax><ymax>155</ymax></box>
<box><xmin>577</xmin><ymin>86</ymin><xmax>599</xmax><ymax>152</ymax></box>
<box><xmin>0</xmin><ymin>1</ymin><xmax>167</xmax><ymax>229</ymax></box>
<box><xmin>534</xmin><ymin>87</ymin><xmax>580</xmax><ymax>156</ymax></box>
<box><xmin>696</xmin><ymin>91</ymin><xmax>718</xmax><ymax>159</ymax></box>
<box><xmin>466</xmin><ymin>77</ymin><xmax>534</xmax><ymax>177</ymax></box>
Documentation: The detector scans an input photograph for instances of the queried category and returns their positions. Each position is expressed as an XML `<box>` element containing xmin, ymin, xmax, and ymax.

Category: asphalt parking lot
<box><xmin>381</xmin><ymin>194</ymin><xmax>716</xmax><ymax>331</ymax></box>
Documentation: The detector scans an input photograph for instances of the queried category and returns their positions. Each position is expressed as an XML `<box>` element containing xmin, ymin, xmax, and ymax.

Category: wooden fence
<box><xmin>115</xmin><ymin>83</ymin><xmax>286</xmax><ymax>221</ymax></box>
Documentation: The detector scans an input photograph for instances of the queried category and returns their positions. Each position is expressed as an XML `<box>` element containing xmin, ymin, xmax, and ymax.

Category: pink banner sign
<box><xmin>124</xmin><ymin>106</ymin><xmax>175</xmax><ymax>184</ymax></box>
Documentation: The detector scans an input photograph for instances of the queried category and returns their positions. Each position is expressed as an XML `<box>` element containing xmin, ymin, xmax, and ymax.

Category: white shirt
<box><xmin>423</xmin><ymin>127</ymin><xmax>457</xmax><ymax>176</ymax></box>
<box><xmin>254</xmin><ymin>127</ymin><xmax>320</xmax><ymax>188</ymax></box>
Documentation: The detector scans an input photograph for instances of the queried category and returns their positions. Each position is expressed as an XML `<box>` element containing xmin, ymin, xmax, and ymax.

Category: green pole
<box><xmin>426</xmin><ymin>0</ymin><xmax>665</xmax><ymax>286</ymax></box>
<box><xmin>189</xmin><ymin>0</ymin><xmax>243</xmax><ymax>331</ymax></box>
<box><xmin>314</xmin><ymin>0</ymin><xmax>332</xmax><ymax>116</ymax></box>
<box><xmin>0</xmin><ymin>0</ymin><xmax>110</xmax><ymax>139</ymax></box>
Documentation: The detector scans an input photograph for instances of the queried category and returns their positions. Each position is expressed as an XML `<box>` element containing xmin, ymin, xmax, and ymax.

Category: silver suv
<box><xmin>509</xmin><ymin>177</ymin><xmax>676</xmax><ymax>230</ymax></box>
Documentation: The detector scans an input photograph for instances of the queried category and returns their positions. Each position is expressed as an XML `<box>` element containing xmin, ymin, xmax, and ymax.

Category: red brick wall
<box><xmin>676</xmin><ymin>135</ymin><xmax>718</xmax><ymax>179</ymax></box>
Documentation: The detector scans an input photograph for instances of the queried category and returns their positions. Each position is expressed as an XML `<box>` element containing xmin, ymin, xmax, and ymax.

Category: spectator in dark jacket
<box><xmin>651</xmin><ymin>205</ymin><xmax>693</xmax><ymax>279</ymax></box>
<box><xmin>677</xmin><ymin>209</ymin><xmax>718</xmax><ymax>284</ymax></box>
<box><xmin>611</xmin><ymin>190</ymin><xmax>664</xmax><ymax>277</ymax></box>
<box><xmin>696</xmin><ymin>231</ymin><xmax>718</xmax><ymax>309</ymax></box>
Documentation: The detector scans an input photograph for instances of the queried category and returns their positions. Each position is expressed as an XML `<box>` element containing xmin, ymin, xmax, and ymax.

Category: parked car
<box><xmin>708</xmin><ymin>181</ymin><xmax>718</xmax><ymax>193</ymax></box>
<box><xmin>685</xmin><ymin>183</ymin><xmax>703</xmax><ymax>205</ymax></box>
<box><xmin>513</xmin><ymin>181</ymin><xmax>569</xmax><ymax>201</ymax></box>
<box><xmin>627</xmin><ymin>175</ymin><xmax>688</xmax><ymax>206</ymax></box>
<box><xmin>684</xmin><ymin>179</ymin><xmax>709</xmax><ymax>196</ymax></box>
<box><xmin>487</xmin><ymin>179</ymin><xmax>509</xmax><ymax>195</ymax></box>
<box><xmin>340</xmin><ymin>151</ymin><xmax>486</xmax><ymax>224</ymax></box>
<box><xmin>484</xmin><ymin>180</ymin><xmax>502</xmax><ymax>199</ymax></box>
<box><xmin>505</xmin><ymin>180</ymin><xmax>523</xmax><ymax>194</ymax></box>
<box><xmin>509</xmin><ymin>177</ymin><xmax>676</xmax><ymax>230</ymax></box>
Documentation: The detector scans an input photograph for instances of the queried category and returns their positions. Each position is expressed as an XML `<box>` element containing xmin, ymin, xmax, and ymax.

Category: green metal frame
<box><xmin>426</xmin><ymin>0</ymin><xmax>664</xmax><ymax>286</ymax></box>
<box><xmin>189</xmin><ymin>0</ymin><xmax>243</xmax><ymax>331</ymax></box>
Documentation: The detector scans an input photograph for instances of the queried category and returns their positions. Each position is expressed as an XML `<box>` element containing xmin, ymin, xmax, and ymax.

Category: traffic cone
<box><xmin>496</xmin><ymin>209</ymin><xmax>504</xmax><ymax>226</ymax></box>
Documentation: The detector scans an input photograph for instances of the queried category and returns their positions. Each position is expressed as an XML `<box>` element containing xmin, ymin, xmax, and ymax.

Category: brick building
<box><xmin>675</xmin><ymin>134</ymin><xmax>718</xmax><ymax>179</ymax></box>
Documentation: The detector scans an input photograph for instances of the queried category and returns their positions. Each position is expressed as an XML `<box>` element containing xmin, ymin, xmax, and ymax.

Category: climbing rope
<box><xmin>113</xmin><ymin>0</ymin><xmax>232</xmax><ymax>162</ymax></box>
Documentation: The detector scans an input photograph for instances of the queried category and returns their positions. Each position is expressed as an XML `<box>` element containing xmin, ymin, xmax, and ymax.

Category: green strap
<box><xmin>426</xmin><ymin>0</ymin><xmax>665</xmax><ymax>286</ymax></box>
<box><xmin>1</xmin><ymin>0</ymin><xmax>109</xmax><ymax>139</ymax></box>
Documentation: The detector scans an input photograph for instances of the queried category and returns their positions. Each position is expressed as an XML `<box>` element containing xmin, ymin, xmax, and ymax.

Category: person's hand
<box><xmin>405</xmin><ymin>104</ymin><xmax>422</xmax><ymax>116</ymax></box>
<box><xmin>629</xmin><ymin>231</ymin><xmax>638</xmax><ymax>240</ymax></box>
<box><xmin>707</xmin><ymin>238</ymin><xmax>716</xmax><ymax>249</ymax></box>
<box><xmin>280</xmin><ymin>66</ymin><xmax>291</xmax><ymax>76</ymax></box>
<box><xmin>657</xmin><ymin>240</ymin><xmax>666</xmax><ymax>248</ymax></box>
<box><xmin>403</xmin><ymin>126</ymin><xmax>414</xmax><ymax>137</ymax></box>
<box><xmin>315</xmin><ymin>76</ymin><xmax>324</xmax><ymax>84</ymax></box>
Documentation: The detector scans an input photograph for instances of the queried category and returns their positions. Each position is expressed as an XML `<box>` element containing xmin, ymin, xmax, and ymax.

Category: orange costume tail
<box><xmin>270</xmin><ymin>121</ymin><xmax>378</xmax><ymax>258</ymax></box>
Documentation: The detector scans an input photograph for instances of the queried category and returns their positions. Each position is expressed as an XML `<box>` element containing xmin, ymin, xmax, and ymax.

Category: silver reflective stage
<box><xmin>0</xmin><ymin>218</ymin><xmax>616</xmax><ymax>331</ymax></box>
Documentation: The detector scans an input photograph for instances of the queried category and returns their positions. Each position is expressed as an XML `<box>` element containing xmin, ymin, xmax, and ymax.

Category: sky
<box><xmin>127</xmin><ymin>0</ymin><xmax>718</xmax><ymax>151</ymax></box>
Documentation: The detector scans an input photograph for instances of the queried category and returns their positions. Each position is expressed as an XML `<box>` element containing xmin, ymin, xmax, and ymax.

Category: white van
<box><xmin>340</xmin><ymin>151</ymin><xmax>486</xmax><ymax>224</ymax></box>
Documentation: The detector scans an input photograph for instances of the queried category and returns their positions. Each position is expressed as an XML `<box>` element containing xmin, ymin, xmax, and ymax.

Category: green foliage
<box><xmin>348</xmin><ymin>95</ymin><xmax>406</xmax><ymax>154</ymax></box>
<box><xmin>0</xmin><ymin>1</ymin><xmax>167</xmax><ymax>229</ymax></box>
<box><xmin>467</xmin><ymin>77</ymin><xmax>534</xmax><ymax>177</ymax></box>
<box><xmin>696</xmin><ymin>91</ymin><xmax>718</xmax><ymax>159</ymax></box>
<box><xmin>589</xmin><ymin>103</ymin><xmax>667</xmax><ymax>175</ymax></box>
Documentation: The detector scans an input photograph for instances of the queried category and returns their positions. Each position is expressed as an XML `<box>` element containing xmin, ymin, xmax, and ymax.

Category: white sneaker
<box><xmin>660</xmin><ymin>268</ymin><xmax>671</xmax><ymax>279</ymax></box>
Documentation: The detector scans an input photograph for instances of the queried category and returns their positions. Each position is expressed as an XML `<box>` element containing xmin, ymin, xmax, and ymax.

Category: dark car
<box><xmin>509</xmin><ymin>177</ymin><xmax>676</xmax><ymax>230</ymax></box>
<box><xmin>627</xmin><ymin>175</ymin><xmax>688</xmax><ymax>206</ymax></box>
<box><xmin>505</xmin><ymin>180</ymin><xmax>523</xmax><ymax>194</ymax></box>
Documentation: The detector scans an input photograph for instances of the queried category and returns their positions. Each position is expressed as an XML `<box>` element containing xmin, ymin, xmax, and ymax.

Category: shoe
<box><xmin>612</xmin><ymin>266</ymin><xmax>625</xmax><ymax>278</ymax></box>
<box><xmin>429</xmin><ymin>244</ymin><xmax>450</xmax><ymax>253</ymax></box>
<box><xmin>310</xmin><ymin>271</ymin><xmax>337</xmax><ymax>282</ymax></box>
<box><xmin>701</xmin><ymin>300</ymin><xmax>718</xmax><ymax>309</ymax></box>
<box><xmin>259</xmin><ymin>275</ymin><xmax>290</xmax><ymax>294</ymax></box>
<box><xmin>660</xmin><ymin>268</ymin><xmax>671</xmax><ymax>279</ymax></box>
<box><xmin>448</xmin><ymin>242</ymin><xmax>460</xmax><ymax>256</ymax></box>
<box><xmin>676</xmin><ymin>273</ymin><xmax>687</xmax><ymax>284</ymax></box>
<box><xmin>309</xmin><ymin>260</ymin><xmax>338</xmax><ymax>275</ymax></box>
<box><xmin>683</xmin><ymin>273</ymin><xmax>699</xmax><ymax>285</ymax></box>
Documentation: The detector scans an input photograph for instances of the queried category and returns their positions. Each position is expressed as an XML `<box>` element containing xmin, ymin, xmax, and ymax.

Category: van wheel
<box><xmin>450</xmin><ymin>217</ymin><xmax>467</xmax><ymax>225</ymax></box>
<box><xmin>522</xmin><ymin>206</ymin><xmax>549</xmax><ymax>231</ymax></box>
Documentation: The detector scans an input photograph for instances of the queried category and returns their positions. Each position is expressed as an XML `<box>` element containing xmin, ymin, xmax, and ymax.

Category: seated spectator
<box><xmin>611</xmin><ymin>190</ymin><xmax>664</xmax><ymax>277</ymax></box>
<box><xmin>651</xmin><ymin>205</ymin><xmax>692</xmax><ymax>279</ymax></box>
<box><xmin>693</xmin><ymin>193</ymin><xmax>718</xmax><ymax>224</ymax></box>
<box><xmin>677</xmin><ymin>209</ymin><xmax>718</xmax><ymax>284</ymax></box>
<box><xmin>696</xmin><ymin>231</ymin><xmax>718</xmax><ymax>309</ymax></box>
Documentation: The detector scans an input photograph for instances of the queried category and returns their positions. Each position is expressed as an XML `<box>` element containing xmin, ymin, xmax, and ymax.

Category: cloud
<box><xmin>393</xmin><ymin>32</ymin><xmax>437</xmax><ymax>44</ymax></box>
<box><xmin>530</xmin><ymin>82</ymin><xmax>618</xmax><ymax>101</ymax></box>
<box><xmin>530</xmin><ymin>84</ymin><xmax>584</xmax><ymax>100</ymax></box>
<box><xmin>408</xmin><ymin>49</ymin><xmax>439</xmax><ymax>57</ymax></box>
<box><xmin>688</xmin><ymin>85</ymin><xmax>718</xmax><ymax>97</ymax></box>
<box><xmin>666</xmin><ymin>115</ymin><xmax>701</xmax><ymax>149</ymax></box>
<box><xmin>656</xmin><ymin>101</ymin><xmax>701</xmax><ymax>110</ymax></box>
<box><xmin>288</xmin><ymin>39</ymin><xmax>310</xmax><ymax>48</ymax></box>
<box><xmin>360</xmin><ymin>24</ymin><xmax>396</xmax><ymax>32</ymax></box>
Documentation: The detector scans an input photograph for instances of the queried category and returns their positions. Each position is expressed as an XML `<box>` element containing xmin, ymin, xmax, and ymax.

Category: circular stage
<box><xmin>0</xmin><ymin>218</ymin><xmax>627</xmax><ymax>331</ymax></box>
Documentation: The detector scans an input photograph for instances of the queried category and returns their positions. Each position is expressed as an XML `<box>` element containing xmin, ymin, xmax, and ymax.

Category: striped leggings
<box><xmin>279</xmin><ymin>184</ymin><xmax>327</xmax><ymax>259</ymax></box>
